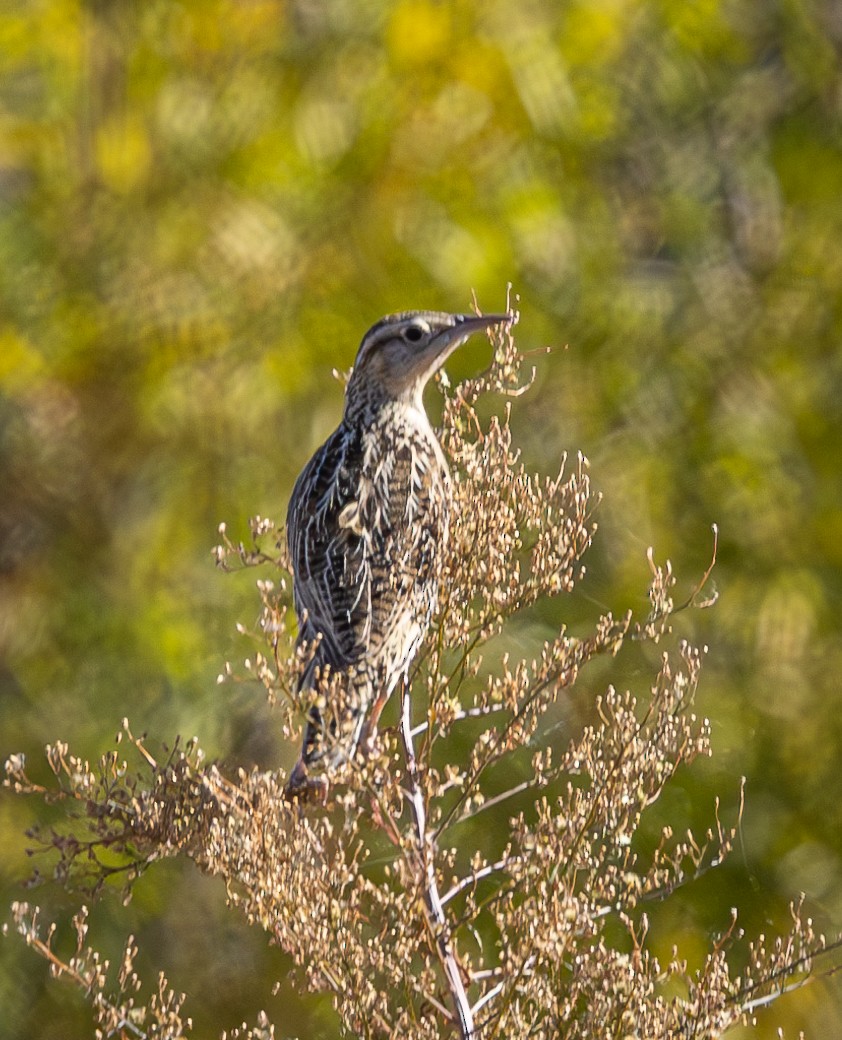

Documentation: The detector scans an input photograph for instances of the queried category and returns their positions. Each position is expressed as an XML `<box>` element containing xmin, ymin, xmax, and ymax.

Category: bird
<box><xmin>284</xmin><ymin>310</ymin><xmax>511</xmax><ymax>798</ymax></box>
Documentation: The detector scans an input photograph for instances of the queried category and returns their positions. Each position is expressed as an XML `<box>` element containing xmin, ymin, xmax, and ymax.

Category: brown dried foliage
<box><xmin>2</xmin><ymin>315</ymin><xmax>834</xmax><ymax>1039</ymax></box>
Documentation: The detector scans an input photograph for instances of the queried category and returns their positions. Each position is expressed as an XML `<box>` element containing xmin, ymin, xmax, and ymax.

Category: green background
<box><xmin>1</xmin><ymin>0</ymin><xmax>841</xmax><ymax>1036</ymax></box>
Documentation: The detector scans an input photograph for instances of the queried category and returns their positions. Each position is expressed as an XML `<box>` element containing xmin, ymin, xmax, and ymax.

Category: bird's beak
<box><xmin>432</xmin><ymin>312</ymin><xmax>514</xmax><ymax>354</ymax></box>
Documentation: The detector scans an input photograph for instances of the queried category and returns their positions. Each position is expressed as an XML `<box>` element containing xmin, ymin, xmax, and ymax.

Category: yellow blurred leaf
<box><xmin>95</xmin><ymin>116</ymin><xmax>152</xmax><ymax>194</ymax></box>
<box><xmin>388</xmin><ymin>0</ymin><xmax>452</xmax><ymax>65</ymax></box>
<box><xmin>0</xmin><ymin>331</ymin><xmax>45</xmax><ymax>392</ymax></box>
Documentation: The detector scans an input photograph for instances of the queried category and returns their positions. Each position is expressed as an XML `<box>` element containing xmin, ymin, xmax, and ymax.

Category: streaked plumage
<box><xmin>285</xmin><ymin>310</ymin><xmax>510</xmax><ymax>797</ymax></box>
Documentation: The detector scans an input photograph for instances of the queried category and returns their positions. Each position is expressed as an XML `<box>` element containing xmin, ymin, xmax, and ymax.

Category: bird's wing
<box><xmin>287</xmin><ymin>424</ymin><xmax>372</xmax><ymax>671</ymax></box>
<box><xmin>287</xmin><ymin>422</ymin><xmax>448</xmax><ymax>678</ymax></box>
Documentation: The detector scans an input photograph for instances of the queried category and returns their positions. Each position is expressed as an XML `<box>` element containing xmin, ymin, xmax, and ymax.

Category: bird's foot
<box><xmin>283</xmin><ymin>759</ymin><xmax>330</xmax><ymax>805</ymax></box>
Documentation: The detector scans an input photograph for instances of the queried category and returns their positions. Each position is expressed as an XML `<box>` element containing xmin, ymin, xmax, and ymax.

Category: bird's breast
<box><xmin>358</xmin><ymin>405</ymin><xmax>450</xmax><ymax>535</ymax></box>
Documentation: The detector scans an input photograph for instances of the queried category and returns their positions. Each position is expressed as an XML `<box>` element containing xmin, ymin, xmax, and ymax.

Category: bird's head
<box><xmin>345</xmin><ymin>311</ymin><xmax>512</xmax><ymax>416</ymax></box>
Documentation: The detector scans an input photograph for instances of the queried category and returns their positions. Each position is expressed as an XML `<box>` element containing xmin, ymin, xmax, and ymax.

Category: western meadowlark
<box><xmin>284</xmin><ymin>310</ymin><xmax>510</xmax><ymax>797</ymax></box>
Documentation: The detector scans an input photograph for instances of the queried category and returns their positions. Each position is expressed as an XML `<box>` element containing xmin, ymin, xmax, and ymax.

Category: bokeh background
<box><xmin>1</xmin><ymin>0</ymin><xmax>841</xmax><ymax>1036</ymax></box>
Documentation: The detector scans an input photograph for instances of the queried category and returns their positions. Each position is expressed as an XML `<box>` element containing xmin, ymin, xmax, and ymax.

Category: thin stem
<box><xmin>450</xmin><ymin>777</ymin><xmax>534</xmax><ymax>828</ymax></box>
<box><xmin>441</xmin><ymin>857</ymin><xmax>509</xmax><ymax>906</ymax></box>
<box><xmin>400</xmin><ymin>684</ymin><xmax>475</xmax><ymax>1040</ymax></box>
<box><xmin>410</xmin><ymin>702</ymin><xmax>508</xmax><ymax>739</ymax></box>
<box><xmin>471</xmin><ymin>980</ymin><xmax>505</xmax><ymax>1017</ymax></box>
<box><xmin>16</xmin><ymin>930</ymin><xmax>147</xmax><ymax>1039</ymax></box>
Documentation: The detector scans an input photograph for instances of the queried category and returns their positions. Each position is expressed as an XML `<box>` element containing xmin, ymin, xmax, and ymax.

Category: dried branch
<box><xmin>3</xmin><ymin>307</ymin><xmax>837</xmax><ymax>1039</ymax></box>
<box><xmin>399</xmin><ymin>684</ymin><xmax>474</xmax><ymax>1039</ymax></box>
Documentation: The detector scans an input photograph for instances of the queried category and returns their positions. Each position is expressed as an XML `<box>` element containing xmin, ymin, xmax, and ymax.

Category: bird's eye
<box><xmin>403</xmin><ymin>324</ymin><xmax>425</xmax><ymax>343</ymax></box>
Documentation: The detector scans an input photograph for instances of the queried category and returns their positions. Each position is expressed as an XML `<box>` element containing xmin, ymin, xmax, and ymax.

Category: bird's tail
<box><xmin>284</xmin><ymin>656</ymin><xmax>377</xmax><ymax>798</ymax></box>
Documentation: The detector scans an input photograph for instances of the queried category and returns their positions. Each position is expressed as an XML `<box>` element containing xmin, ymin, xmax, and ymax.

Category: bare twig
<box><xmin>400</xmin><ymin>685</ymin><xmax>475</xmax><ymax>1039</ymax></box>
<box><xmin>441</xmin><ymin>857</ymin><xmax>510</xmax><ymax>907</ymax></box>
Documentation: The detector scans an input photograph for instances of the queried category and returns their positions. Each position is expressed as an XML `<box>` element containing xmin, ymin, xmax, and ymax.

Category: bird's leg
<box><xmin>357</xmin><ymin>684</ymin><xmax>393</xmax><ymax>758</ymax></box>
<box><xmin>283</xmin><ymin>758</ymin><xmax>330</xmax><ymax>804</ymax></box>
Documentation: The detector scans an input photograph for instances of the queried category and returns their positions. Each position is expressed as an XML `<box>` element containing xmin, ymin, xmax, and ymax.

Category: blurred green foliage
<box><xmin>1</xmin><ymin>0</ymin><xmax>841</xmax><ymax>1036</ymax></box>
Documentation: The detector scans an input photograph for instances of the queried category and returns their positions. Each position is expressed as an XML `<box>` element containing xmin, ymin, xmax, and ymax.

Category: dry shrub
<box><xmin>2</xmin><ymin>313</ymin><xmax>833</xmax><ymax>1038</ymax></box>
